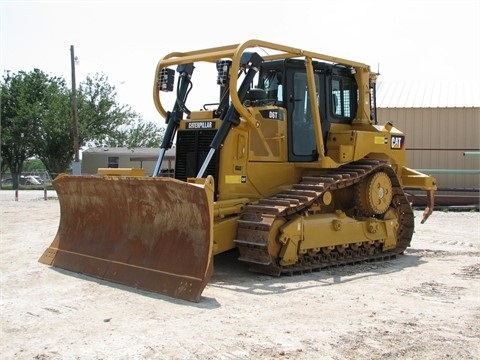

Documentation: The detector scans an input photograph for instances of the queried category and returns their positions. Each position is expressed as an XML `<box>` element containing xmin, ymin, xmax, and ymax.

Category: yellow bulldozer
<box><xmin>39</xmin><ymin>39</ymin><xmax>437</xmax><ymax>302</ymax></box>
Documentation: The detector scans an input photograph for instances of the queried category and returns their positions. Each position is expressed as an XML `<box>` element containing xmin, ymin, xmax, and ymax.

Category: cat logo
<box><xmin>391</xmin><ymin>136</ymin><xmax>404</xmax><ymax>149</ymax></box>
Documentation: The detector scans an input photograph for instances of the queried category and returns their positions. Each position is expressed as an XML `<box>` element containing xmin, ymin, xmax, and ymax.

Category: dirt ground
<box><xmin>1</xmin><ymin>190</ymin><xmax>479</xmax><ymax>360</ymax></box>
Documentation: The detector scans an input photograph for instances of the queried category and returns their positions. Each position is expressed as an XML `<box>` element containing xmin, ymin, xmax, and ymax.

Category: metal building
<box><xmin>82</xmin><ymin>147</ymin><xmax>175</xmax><ymax>176</ymax></box>
<box><xmin>376</xmin><ymin>81</ymin><xmax>480</xmax><ymax>206</ymax></box>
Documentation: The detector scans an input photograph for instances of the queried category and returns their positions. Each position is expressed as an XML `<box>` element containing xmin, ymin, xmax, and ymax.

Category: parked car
<box><xmin>1</xmin><ymin>175</ymin><xmax>44</xmax><ymax>185</ymax></box>
<box><xmin>23</xmin><ymin>175</ymin><xmax>43</xmax><ymax>185</ymax></box>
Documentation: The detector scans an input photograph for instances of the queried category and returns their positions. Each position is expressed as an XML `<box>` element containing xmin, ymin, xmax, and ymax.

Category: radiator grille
<box><xmin>175</xmin><ymin>129</ymin><xmax>219</xmax><ymax>187</ymax></box>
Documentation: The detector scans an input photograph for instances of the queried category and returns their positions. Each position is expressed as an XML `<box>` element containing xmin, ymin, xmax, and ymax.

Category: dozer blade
<box><xmin>39</xmin><ymin>174</ymin><xmax>215</xmax><ymax>302</ymax></box>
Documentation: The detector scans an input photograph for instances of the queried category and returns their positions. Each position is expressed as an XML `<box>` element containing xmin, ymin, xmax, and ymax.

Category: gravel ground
<box><xmin>1</xmin><ymin>190</ymin><xmax>479</xmax><ymax>359</ymax></box>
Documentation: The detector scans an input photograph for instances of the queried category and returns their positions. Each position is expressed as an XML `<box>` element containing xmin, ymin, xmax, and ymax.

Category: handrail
<box><xmin>153</xmin><ymin>39</ymin><xmax>372</xmax><ymax>120</ymax></box>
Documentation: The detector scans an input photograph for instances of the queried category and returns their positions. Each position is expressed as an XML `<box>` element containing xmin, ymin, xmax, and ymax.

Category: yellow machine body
<box><xmin>40</xmin><ymin>40</ymin><xmax>436</xmax><ymax>302</ymax></box>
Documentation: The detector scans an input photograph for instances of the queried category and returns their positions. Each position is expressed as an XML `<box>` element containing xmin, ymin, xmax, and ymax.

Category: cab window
<box><xmin>331</xmin><ymin>77</ymin><xmax>357</xmax><ymax>121</ymax></box>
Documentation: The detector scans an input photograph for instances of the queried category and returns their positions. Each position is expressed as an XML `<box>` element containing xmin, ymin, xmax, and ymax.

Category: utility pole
<box><xmin>70</xmin><ymin>45</ymin><xmax>81</xmax><ymax>175</ymax></box>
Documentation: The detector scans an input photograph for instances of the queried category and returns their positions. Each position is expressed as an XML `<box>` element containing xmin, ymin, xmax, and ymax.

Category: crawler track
<box><xmin>234</xmin><ymin>159</ymin><xmax>414</xmax><ymax>276</ymax></box>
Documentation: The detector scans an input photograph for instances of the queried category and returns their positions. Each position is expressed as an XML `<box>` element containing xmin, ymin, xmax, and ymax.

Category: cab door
<box><xmin>286</xmin><ymin>69</ymin><xmax>323</xmax><ymax>162</ymax></box>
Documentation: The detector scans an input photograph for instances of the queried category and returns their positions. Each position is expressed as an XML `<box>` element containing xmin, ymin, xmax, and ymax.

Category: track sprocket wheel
<box><xmin>355</xmin><ymin>171</ymin><xmax>393</xmax><ymax>215</ymax></box>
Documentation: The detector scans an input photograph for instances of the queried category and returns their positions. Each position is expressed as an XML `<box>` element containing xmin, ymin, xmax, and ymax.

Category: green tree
<box><xmin>105</xmin><ymin>120</ymin><xmax>164</xmax><ymax>148</ymax></box>
<box><xmin>23</xmin><ymin>158</ymin><xmax>46</xmax><ymax>172</ymax></box>
<box><xmin>2</xmin><ymin>70</ymin><xmax>164</xmax><ymax>180</ymax></box>
<box><xmin>34</xmin><ymin>79</ymin><xmax>74</xmax><ymax>175</ymax></box>
<box><xmin>77</xmin><ymin>73</ymin><xmax>140</xmax><ymax>147</ymax></box>
<box><xmin>1</xmin><ymin>69</ymin><xmax>65</xmax><ymax>188</ymax></box>
<box><xmin>38</xmin><ymin>72</ymin><xmax>160</xmax><ymax>174</ymax></box>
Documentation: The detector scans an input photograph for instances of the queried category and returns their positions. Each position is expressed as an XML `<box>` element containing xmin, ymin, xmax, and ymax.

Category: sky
<box><xmin>1</xmin><ymin>0</ymin><xmax>479</xmax><ymax>124</ymax></box>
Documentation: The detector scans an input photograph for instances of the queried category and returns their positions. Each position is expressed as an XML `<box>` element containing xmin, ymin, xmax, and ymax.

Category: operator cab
<box><xmin>256</xmin><ymin>59</ymin><xmax>358</xmax><ymax>162</ymax></box>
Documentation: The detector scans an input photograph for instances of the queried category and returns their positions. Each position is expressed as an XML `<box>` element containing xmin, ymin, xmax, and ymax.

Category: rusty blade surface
<box><xmin>39</xmin><ymin>174</ymin><xmax>214</xmax><ymax>302</ymax></box>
